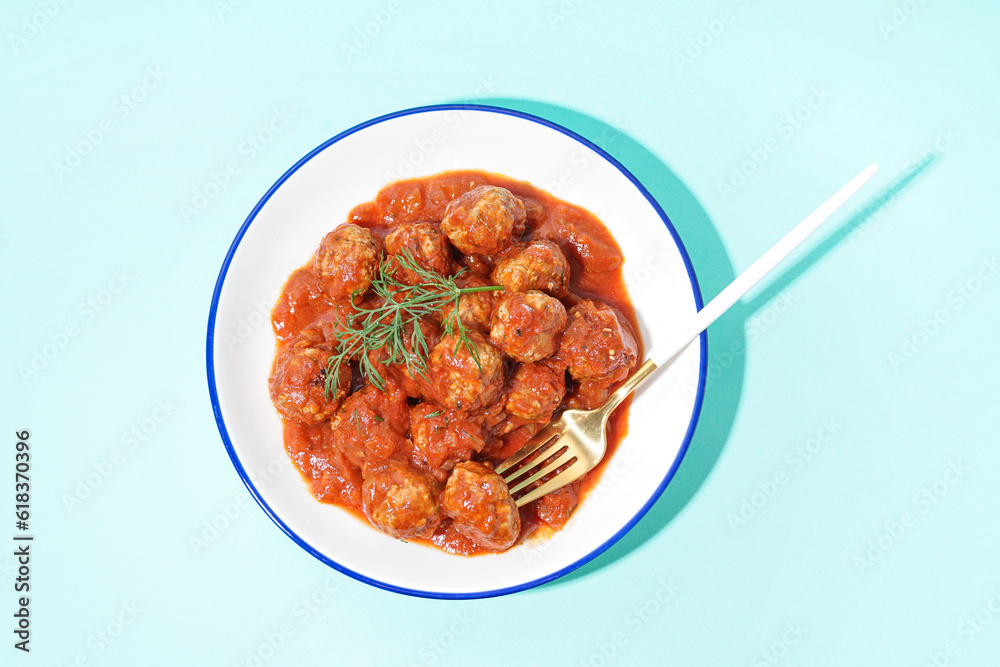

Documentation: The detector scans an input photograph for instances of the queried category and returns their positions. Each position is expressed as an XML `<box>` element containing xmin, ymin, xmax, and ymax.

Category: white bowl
<box><xmin>207</xmin><ymin>105</ymin><xmax>706</xmax><ymax>598</ymax></box>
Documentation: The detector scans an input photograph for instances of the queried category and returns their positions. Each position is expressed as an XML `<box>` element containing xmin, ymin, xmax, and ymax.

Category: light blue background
<box><xmin>2</xmin><ymin>1</ymin><xmax>999</xmax><ymax>665</ymax></box>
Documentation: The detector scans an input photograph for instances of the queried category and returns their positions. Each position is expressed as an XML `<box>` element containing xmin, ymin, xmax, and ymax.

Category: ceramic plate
<box><xmin>207</xmin><ymin>105</ymin><xmax>706</xmax><ymax>598</ymax></box>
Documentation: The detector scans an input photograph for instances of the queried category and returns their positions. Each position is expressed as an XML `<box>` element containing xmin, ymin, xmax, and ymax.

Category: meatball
<box><xmin>506</xmin><ymin>361</ymin><xmax>566</xmax><ymax>422</ymax></box>
<box><xmin>440</xmin><ymin>274</ymin><xmax>499</xmax><ymax>334</ymax></box>
<box><xmin>491</xmin><ymin>239</ymin><xmax>570</xmax><ymax>296</ymax></box>
<box><xmin>564</xmin><ymin>379</ymin><xmax>614</xmax><ymax>411</ymax></box>
<box><xmin>440</xmin><ymin>185</ymin><xmax>526</xmax><ymax>255</ymax></box>
<box><xmin>490</xmin><ymin>290</ymin><xmax>567</xmax><ymax>362</ymax></box>
<box><xmin>384</xmin><ymin>222</ymin><xmax>453</xmax><ymax>285</ymax></box>
<box><xmin>362</xmin><ymin>459</ymin><xmax>442</xmax><ymax>539</ymax></box>
<box><xmin>483</xmin><ymin>421</ymin><xmax>540</xmax><ymax>460</ymax></box>
<box><xmin>329</xmin><ymin>382</ymin><xmax>410</xmax><ymax>469</ymax></box>
<box><xmin>457</xmin><ymin>253</ymin><xmax>494</xmax><ymax>279</ymax></box>
<box><xmin>313</xmin><ymin>223</ymin><xmax>382</xmax><ymax>299</ymax></box>
<box><xmin>428</xmin><ymin>331</ymin><xmax>504</xmax><ymax>412</ymax></box>
<box><xmin>468</xmin><ymin>385</ymin><xmax>509</xmax><ymax>432</ymax></box>
<box><xmin>269</xmin><ymin>331</ymin><xmax>349</xmax><ymax>424</ymax></box>
<box><xmin>532</xmin><ymin>482</ymin><xmax>579</xmax><ymax>531</ymax></box>
<box><xmin>441</xmin><ymin>461</ymin><xmax>520</xmax><ymax>551</ymax></box>
<box><xmin>557</xmin><ymin>299</ymin><xmax>638</xmax><ymax>383</ymax></box>
<box><xmin>408</xmin><ymin>403</ymin><xmax>486</xmax><ymax>481</ymax></box>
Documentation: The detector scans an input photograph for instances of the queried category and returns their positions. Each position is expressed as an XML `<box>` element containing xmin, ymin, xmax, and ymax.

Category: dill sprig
<box><xmin>324</xmin><ymin>247</ymin><xmax>502</xmax><ymax>398</ymax></box>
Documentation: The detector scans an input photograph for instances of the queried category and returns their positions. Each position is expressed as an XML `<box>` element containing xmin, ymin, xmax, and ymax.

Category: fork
<box><xmin>496</xmin><ymin>163</ymin><xmax>879</xmax><ymax>506</ymax></box>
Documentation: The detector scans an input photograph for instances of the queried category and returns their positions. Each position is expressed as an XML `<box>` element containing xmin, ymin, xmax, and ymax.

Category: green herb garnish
<box><xmin>324</xmin><ymin>248</ymin><xmax>502</xmax><ymax>398</ymax></box>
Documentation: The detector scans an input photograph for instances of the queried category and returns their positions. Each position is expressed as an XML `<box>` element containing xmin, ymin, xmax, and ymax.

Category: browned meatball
<box><xmin>440</xmin><ymin>186</ymin><xmax>526</xmax><ymax>255</ymax></box>
<box><xmin>441</xmin><ymin>461</ymin><xmax>520</xmax><ymax>551</ymax></box>
<box><xmin>491</xmin><ymin>238</ymin><xmax>570</xmax><ymax>296</ymax></box>
<box><xmin>408</xmin><ymin>403</ymin><xmax>486</xmax><ymax>481</ymax></box>
<box><xmin>490</xmin><ymin>290</ymin><xmax>567</xmax><ymax>362</ymax></box>
<box><xmin>384</xmin><ymin>222</ymin><xmax>454</xmax><ymax>285</ymax></box>
<box><xmin>505</xmin><ymin>361</ymin><xmax>566</xmax><ymax>422</ymax></box>
<box><xmin>482</xmin><ymin>421</ymin><xmax>540</xmax><ymax>460</ymax></box>
<box><xmin>428</xmin><ymin>331</ymin><xmax>504</xmax><ymax>412</ymax></box>
<box><xmin>563</xmin><ymin>379</ymin><xmax>613</xmax><ymax>411</ymax></box>
<box><xmin>362</xmin><ymin>458</ymin><xmax>442</xmax><ymax>539</ymax></box>
<box><xmin>457</xmin><ymin>253</ymin><xmax>494</xmax><ymax>279</ymax></box>
<box><xmin>440</xmin><ymin>274</ymin><xmax>499</xmax><ymax>334</ymax></box>
<box><xmin>532</xmin><ymin>481</ymin><xmax>579</xmax><ymax>531</ymax></box>
<box><xmin>313</xmin><ymin>223</ymin><xmax>382</xmax><ymax>299</ymax></box>
<box><xmin>557</xmin><ymin>299</ymin><xmax>639</xmax><ymax>383</ymax></box>
<box><xmin>269</xmin><ymin>331</ymin><xmax>349</xmax><ymax>424</ymax></box>
<box><xmin>330</xmin><ymin>381</ymin><xmax>410</xmax><ymax>469</ymax></box>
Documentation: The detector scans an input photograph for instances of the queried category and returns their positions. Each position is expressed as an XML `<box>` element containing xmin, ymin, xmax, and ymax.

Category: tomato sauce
<box><xmin>271</xmin><ymin>170</ymin><xmax>642</xmax><ymax>555</ymax></box>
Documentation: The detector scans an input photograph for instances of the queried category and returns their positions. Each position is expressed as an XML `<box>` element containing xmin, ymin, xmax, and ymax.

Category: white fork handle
<box><xmin>652</xmin><ymin>163</ymin><xmax>879</xmax><ymax>368</ymax></box>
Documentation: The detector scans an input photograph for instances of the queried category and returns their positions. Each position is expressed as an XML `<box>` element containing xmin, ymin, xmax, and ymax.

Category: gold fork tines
<box><xmin>497</xmin><ymin>359</ymin><xmax>658</xmax><ymax>507</ymax></box>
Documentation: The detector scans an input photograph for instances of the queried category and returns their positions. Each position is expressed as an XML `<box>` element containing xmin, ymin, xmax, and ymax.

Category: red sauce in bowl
<box><xmin>270</xmin><ymin>170</ymin><xmax>642</xmax><ymax>555</ymax></box>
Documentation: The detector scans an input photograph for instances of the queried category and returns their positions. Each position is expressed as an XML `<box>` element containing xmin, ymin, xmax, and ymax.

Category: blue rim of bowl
<box><xmin>206</xmin><ymin>103</ymin><xmax>707</xmax><ymax>599</ymax></box>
